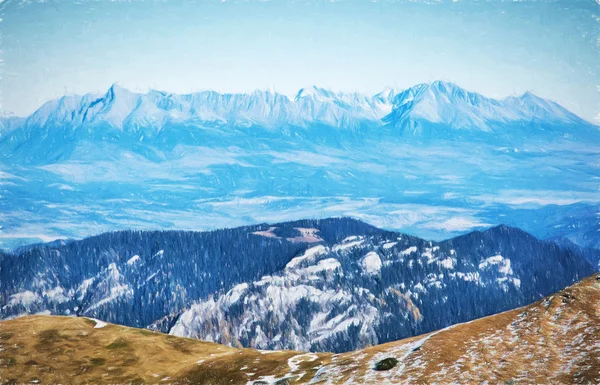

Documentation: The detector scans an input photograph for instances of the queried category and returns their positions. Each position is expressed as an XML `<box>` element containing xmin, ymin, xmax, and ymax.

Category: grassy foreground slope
<box><xmin>2</xmin><ymin>275</ymin><xmax>600</xmax><ymax>384</ymax></box>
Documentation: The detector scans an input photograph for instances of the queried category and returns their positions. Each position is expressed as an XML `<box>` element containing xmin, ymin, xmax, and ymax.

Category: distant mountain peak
<box><xmin>429</xmin><ymin>80</ymin><xmax>461</xmax><ymax>92</ymax></box>
<box><xmin>294</xmin><ymin>86</ymin><xmax>336</xmax><ymax>101</ymax></box>
<box><xmin>393</xmin><ymin>81</ymin><xmax>486</xmax><ymax>108</ymax></box>
<box><xmin>482</xmin><ymin>224</ymin><xmax>534</xmax><ymax>238</ymax></box>
<box><xmin>385</xmin><ymin>81</ymin><xmax>588</xmax><ymax>134</ymax></box>
<box><xmin>106</xmin><ymin>83</ymin><xmax>134</xmax><ymax>99</ymax></box>
<box><xmin>521</xmin><ymin>90</ymin><xmax>536</xmax><ymax>98</ymax></box>
<box><xmin>107</xmin><ymin>82</ymin><xmax>126</xmax><ymax>93</ymax></box>
<box><xmin>372</xmin><ymin>87</ymin><xmax>397</xmax><ymax>103</ymax></box>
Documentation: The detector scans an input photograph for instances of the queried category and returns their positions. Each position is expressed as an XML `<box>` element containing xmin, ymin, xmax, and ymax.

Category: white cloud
<box><xmin>473</xmin><ymin>190</ymin><xmax>600</xmax><ymax>207</ymax></box>
<box><xmin>0</xmin><ymin>232</ymin><xmax>66</xmax><ymax>243</ymax></box>
<box><xmin>424</xmin><ymin>217</ymin><xmax>492</xmax><ymax>232</ymax></box>
<box><xmin>268</xmin><ymin>151</ymin><xmax>344</xmax><ymax>167</ymax></box>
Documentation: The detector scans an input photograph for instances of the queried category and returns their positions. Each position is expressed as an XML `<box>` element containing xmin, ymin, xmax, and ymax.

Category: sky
<box><xmin>1</xmin><ymin>0</ymin><xmax>599</xmax><ymax>122</ymax></box>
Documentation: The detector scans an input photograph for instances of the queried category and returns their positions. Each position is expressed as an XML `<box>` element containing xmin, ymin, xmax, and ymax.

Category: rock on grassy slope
<box><xmin>2</xmin><ymin>274</ymin><xmax>600</xmax><ymax>384</ymax></box>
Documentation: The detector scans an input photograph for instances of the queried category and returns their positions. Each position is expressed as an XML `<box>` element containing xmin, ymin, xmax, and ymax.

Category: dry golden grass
<box><xmin>0</xmin><ymin>315</ymin><xmax>331</xmax><ymax>384</ymax></box>
<box><xmin>2</xmin><ymin>275</ymin><xmax>600</xmax><ymax>384</ymax></box>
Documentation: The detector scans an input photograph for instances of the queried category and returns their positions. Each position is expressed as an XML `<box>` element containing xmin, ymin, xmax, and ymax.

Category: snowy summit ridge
<box><xmin>12</xmin><ymin>81</ymin><xmax>593</xmax><ymax>136</ymax></box>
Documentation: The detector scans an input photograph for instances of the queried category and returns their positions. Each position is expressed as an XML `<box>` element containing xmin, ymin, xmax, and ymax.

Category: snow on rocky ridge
<box><xmin>168</xmin><ymin>225</ymin><xmax>594</xmax><ymax>353</ymax></box>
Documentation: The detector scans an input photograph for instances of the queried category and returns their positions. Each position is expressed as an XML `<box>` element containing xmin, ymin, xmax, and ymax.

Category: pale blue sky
<box><xmin>1</xmin><ymin>0</ymin><xmax>599</xmax><ymax>121</ymax></box>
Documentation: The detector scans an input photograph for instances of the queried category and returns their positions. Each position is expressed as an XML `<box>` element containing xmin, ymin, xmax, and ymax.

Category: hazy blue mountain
<box><xmin>0</xmin><ymin>116</ymin><xmax>25</xmax><ymax>137</ymax></box>
<box><xmin>0</xmin><ymin>219</ymin><xmax>594</xmax><ymax>353</ymax></box>
<box><xmin>547</xmin><ymin>205</ymin><xmax>600</xmax><ymax>252</ymax></box>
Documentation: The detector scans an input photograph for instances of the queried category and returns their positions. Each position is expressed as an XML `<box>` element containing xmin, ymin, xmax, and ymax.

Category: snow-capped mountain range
<box><xmin>1</xmin><ymin>219</ymin><xmax>595</xmax><ymax>353</ymax></box>
<box><xmin>2</xmin><ymin>80</ymin><xmax>596</xmax><ymax>167</ymax></box>
<box><xmin>13</xmin><ymin>84</ymin><xmax>396</xmax><ymax>134</ymax></box>
<box><xmin>2</xmin><ymin>81</ymin><xmax>593</xmax><ymax>140</ymax></box>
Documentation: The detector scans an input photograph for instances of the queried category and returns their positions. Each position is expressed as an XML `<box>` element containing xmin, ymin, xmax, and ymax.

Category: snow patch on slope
<box><xmin>479</xmin><ymin>255</ymin><xmax>513</xmax><ymax>275</ymax></box>
<box><xmin>127</xmin><ymin>255</ymin><xmax>141</xmax><ymax>265</ymax></box>
<box><xmin>7</xmin><ymin>291</ymin><xmax>40</xmax><ymax>307</ymax></box>
<box><xmin>361</xmin><ymin>252</ymin><xmax>382</xmax><ymax>275</ymax></box>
